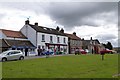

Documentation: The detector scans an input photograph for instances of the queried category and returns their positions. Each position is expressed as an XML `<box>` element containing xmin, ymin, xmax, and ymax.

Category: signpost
<box><xmin>100</xmin><ymin>51</ymin><xmax>105</xmax><ymax>60</ymax></box>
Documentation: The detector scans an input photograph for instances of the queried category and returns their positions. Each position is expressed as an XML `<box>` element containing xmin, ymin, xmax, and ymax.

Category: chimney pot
<box><xmin>90</xmin><ymin>37</ymin><xmax>92</xmax><ymax>40</ymax></box>
<box><xmin>35</xmin><ymin>22</ymin><xmax>38</xmax><ymax>26</ymax></box>
<box><xmin>73</xmin><ymin>32</ymin><xmax>76</xmax><ymax>36</ymax></box>
<box><xmin>25</xmin><ymin>20</ymin><xmax>29</xmax><ymax>25</ymax></box>
<box><xmin>60</xmin><ymin>28</ymin><xmax>64</xmax><ymax>33</ymax></box>
<box><xmin>56</xmin><ymin>26</ymin><xmax>60</xmax><ymax>31</ymax></box>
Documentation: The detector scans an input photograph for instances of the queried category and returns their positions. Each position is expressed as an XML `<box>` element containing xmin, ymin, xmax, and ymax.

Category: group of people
<box><xmin>37</xmin><ymin>46</ymin><xmax>66</xmax><ymax>58</ymax></box>
<box><xmin>37</xmin><ymin>47</ymin><xmax>53</xmax><ymax>57</ymax></box>
<box><xmin>37</xmin><ymin>48</ymin><xmax>43</xmax><ymax>56</ymax></box>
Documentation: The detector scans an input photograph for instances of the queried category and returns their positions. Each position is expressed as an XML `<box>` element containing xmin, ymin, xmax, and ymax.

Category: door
<box><xmin>6</xmin><ymin>52</ymin><xmax>18</xmax><ymax>60</ymax></box>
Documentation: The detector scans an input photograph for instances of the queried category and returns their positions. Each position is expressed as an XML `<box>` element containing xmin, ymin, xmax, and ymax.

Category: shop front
<box><xmin>45</xmin><ymin>43</ymin><xmax>68</xmax><ymax>55</ymax></box>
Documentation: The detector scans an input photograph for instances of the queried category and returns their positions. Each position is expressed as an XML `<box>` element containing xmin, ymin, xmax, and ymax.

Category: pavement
<box><xmin>24</xmin><ymin>54</ymin><xmax>74</xmax><ymax>60</ymax></box>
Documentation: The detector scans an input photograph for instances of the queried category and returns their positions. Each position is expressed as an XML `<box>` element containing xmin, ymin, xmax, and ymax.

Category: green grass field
<box><xmin>2</xmin><ymin>54</ymin><xmax>118</xmax><ymax>78</ymax></box>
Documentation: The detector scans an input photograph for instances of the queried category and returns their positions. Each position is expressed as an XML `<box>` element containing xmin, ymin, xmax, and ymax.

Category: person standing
<box><xmin>37</xmin><ymin>46</ymin><xmax>42</xmax><ymax>56</ymax></box>
<box><xmin>45</xmin><ymin>48</ymin><xmax>50</xmax><ymax>58</ymax></box>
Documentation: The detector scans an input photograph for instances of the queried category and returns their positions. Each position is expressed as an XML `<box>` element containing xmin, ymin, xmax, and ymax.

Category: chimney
<box><xmin>35</xmin><ymin>22</ymin><xmax>38</xmax><ymax>26</ymax></box>
<box><xmin>90</xmin><ymin>37</ymin><xmax>92</xmax><ymax>40</ymax></box>
<box><xmin>60</xmin><ymin>28</ymin><xmax>64</xmax><ymax>33</ymax></box>
<box><xmin>82</xmin><ymin>38</ymin><xmax>84</xmax><ymax>40</ymax></box>
<box><xmin>73</xmin><ymin>32</ymin><xmax>76</xmax><ymax>36</ymax></box>
<box><xmin>56</xmin><ymin>26</ymin><xmax>60</xmax><ymax>31</ymax></box>
<box><xmin>25</xmin><ymin>20</ymin><xmax>29</xmax><ymax>25</ymax></box>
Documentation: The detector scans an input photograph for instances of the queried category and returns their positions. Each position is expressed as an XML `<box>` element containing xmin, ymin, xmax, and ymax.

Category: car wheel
<box><xmin>2</xmin><ymin>58</ymin><xmax>7</xmax><ymax>62</ymax></box>
<box><xmin>19</xmin><ymin>56</ymin><xmax>24</xmax><ymax>60</ymax></box>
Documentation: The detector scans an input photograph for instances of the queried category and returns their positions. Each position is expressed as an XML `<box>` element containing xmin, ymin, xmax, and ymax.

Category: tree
<box><xmin>106</xmin><ymin>42</ymin><xmax>113</xmax><ymax>50</ymax></box>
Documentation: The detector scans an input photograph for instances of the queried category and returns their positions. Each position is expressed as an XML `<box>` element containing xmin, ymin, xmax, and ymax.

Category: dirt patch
<box><xmin>112</xmin><ymin>73</ymin><xmax>120</xmax><ymax>78</ymax></box>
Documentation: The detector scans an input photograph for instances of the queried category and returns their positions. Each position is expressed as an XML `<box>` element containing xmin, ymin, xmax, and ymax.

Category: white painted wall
<box><xmin>37</xmin><ymin>32</ymin><xmax>68</xmax><ymax>53</ymax></box>
<box><xmin>20</xmin><ymin>24</ymin><xmax>69</xmax><ymax>54</ymax></box>
<box><xmin>20</xmin><ymin>25</ymin><xmax>27</xmax><ymax>37</ymax></box>
<box><xmin>20</xmin><ymin>25</ymin><xmax>37</xmax><ymax>46</ymax></box>
<box><xmin>0</xmin><ymin>30</ymin><xmax>2</xmax><ymax>39</ymax></box>
<box><xmin>37</xmin><ymin>32</ymin><xmax>68</xmax><ymax>46</ymax></box>
<box><xmin>0</xmin><ymin>30</ymin><xmax>7</xmax><ymax>39</ymax></box>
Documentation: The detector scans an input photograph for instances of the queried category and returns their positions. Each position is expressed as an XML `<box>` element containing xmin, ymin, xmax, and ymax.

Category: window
<box><xmin>42</xmin><ymin>46</ymin><xmax>44</xmax><ymax>49</ymax></box>
<box><xmin>42</xmin><ymin>35</ymin><xmax>45</xmax><ymax>42</ymax></box>
<box><xmin>50</xmin><ymin>36</ymin><xmax>53</xmax><ymax>43</ymax></box>
<box><xmin>57</xmin><ymin>37</ymin><xmax>60</xmax><ymax>43</ymax></box>
<box><xmin>63</xmin><ymin>38</ymin><xmax>66</xmax><ymax>43</ymax></box>
<box><xmin>14</xmin><ymin>51</ymin><xmax>21</xmax><ymax>54</ymax></box>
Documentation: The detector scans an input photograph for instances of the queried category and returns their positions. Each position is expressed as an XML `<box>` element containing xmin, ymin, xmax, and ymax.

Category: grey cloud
<box><xmin>95</xmin><ymin>34</ymin><xmax>117</xmax><ymax>41</ymax></box>
<box><xmin>0</xmin><ymin>2</ymin><xmax>118</xmax><ymax>30</ymax></box>
<box><xmin>44</xmin><ymin>2</ymin><xmax>118</xmax><ymax>29</ymax></box>
<box><xmin>0</xmin><ymin>2</ymin><xmax>46</xmax><ymax>15</ymax></box>
<box><xmin>95</xmin><ymin>34</ymin><xmax>118</xmax><ymax>47</ymax></box>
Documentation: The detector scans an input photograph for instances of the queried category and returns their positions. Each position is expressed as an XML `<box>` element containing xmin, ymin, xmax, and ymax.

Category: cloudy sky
<box><xmin>0</xmin><ymin>1</ymin><xmax>118</xmax><ymax>47</ymax></box>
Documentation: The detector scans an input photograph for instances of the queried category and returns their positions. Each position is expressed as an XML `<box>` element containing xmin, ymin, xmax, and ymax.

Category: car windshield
<box><xmin>0</xmin><ymin>51</ymin><xmax>9</xmax><ymax>55</ymax></box>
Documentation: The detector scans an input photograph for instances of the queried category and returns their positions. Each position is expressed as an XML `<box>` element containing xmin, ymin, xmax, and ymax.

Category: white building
<box><xmin>20</xmin><ymin>20</ymin><xmax>68</xmax><ymax>55</ymax></box>
<box><xmin>0</xmin><ymin>29</ymin><xmax>36</xmax><ymax>56</ymax></box>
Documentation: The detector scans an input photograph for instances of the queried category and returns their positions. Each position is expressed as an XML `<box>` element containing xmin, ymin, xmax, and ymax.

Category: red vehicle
<box><xmin>100</xmin><ymin>49</ymin><xmax>113</xmax><ymax>54</ymax></box>
<box><xmin>80</xmin><ymin>49</ymin><xmax>87</xmax><ymax>54</ymax></box>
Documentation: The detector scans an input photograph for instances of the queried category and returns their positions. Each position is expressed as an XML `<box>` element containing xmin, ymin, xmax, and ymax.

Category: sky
<box><xmin>0</xmin><ymin>1</ymin><xmax>118</xmax><ymax>47</ymax></box>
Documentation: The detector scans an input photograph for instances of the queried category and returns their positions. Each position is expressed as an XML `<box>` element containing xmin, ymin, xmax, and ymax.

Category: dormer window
<box><xmin>43</xmin><ymin>27</ymin><xmax>47</xmax><ymax>30</ymax></box>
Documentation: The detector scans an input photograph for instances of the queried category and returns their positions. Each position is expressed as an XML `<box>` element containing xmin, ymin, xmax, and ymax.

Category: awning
<box><xmin>5</xmin><ymin>39</ymin><xmax>36</xmax><ymax>49</ymax></box>
<box><xmin>45</xmin><ymin>43</ymin><xmax>67</xmax><ymax>46</ymax></box>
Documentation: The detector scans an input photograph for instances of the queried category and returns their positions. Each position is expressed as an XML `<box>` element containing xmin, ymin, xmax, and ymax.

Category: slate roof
<box><xmin>29</xmin><ymin>24</ymin><xmax>66</xmax><ymax>36</ymax></box>
<box><xmin>1</xmin><ymin>29</ymin><xmax>27</xmax><ymax>39</ymax></box>
<box><xmin>65</xmin><ymin>33</ymin><xmax>81</xmax><ymax>40</ymax></box>
<box><xmin>5</xmin><ymin>39</ymin><xmax>36</xmax><ymax>48</ymax></box>
<box><xmin>0</xmin><ymin>39</ymin><xmax>36</xmax><ymax>49</ymax></box>
<box><xmin>82</xmin><ymin>39</ymin><xmax>100</xmax><ymax>46</ymax></box>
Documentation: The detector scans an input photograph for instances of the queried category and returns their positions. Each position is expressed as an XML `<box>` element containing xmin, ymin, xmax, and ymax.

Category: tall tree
<box><xmin>106</xmin><ymin>42</ymin><xmax>113</xmax><ymax>50</ymax></box>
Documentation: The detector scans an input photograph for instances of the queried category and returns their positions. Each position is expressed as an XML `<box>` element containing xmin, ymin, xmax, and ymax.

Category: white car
<box><xmin>0</xmin><ymin>50</ymin><xmax>24</xmax><ymax>62</ymax></box>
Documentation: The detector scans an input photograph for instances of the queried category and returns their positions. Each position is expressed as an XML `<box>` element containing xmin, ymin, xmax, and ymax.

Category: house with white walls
<box><xmin>20</xmin><ymin>20</ymin><xmax>68</xmax><ymax>55</ymax></box>
<box><xmin>0</xmin><ymin>29</ymin><xmax>36</xmax><ymax>56</ymax></box>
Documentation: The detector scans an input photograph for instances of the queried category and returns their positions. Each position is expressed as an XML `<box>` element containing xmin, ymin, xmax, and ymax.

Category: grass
<box><xmin>2</xmin><ymin>54</ymin><xmax>118</xmax><ymax>78</ymax></box>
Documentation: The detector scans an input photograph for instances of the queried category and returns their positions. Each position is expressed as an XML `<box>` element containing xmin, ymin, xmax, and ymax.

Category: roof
<box><xmin>65</xmin><ymin>33</ymin><xmax>81</xmax><ymax>40</ymax></box>
<box><xmin>0</xmin><ymin>39</ymin><xmax>36</xmax><ymax>49</ymax></box>
<box><xmin>0</xmin><ymin>39</ymin><xmax>10</xmax><ymax>48</ymax></box>
<box><xmin>5</xmin><ymin>39</ymin><xmax>36</xmax><ymax>48</ymax></box>
<box><xmin>82</xmin><ymin>39</ymin><xmax>100</xmax><ymax>46</ymax></box>
<box><xmin>29</xmin><ymin>24</ymin><xmax>66</xmax><ymax>36</ymax></box>
<box><xmin>1</xmin><ymin>29</ymin><xmax>27</xmax><ymax>39</ymax></box>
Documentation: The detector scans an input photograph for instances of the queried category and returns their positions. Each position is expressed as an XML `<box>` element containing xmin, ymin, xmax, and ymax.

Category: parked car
<box><xmin>42</xmin><ymin>50</ymin><xmax>54</xmax><ymax>55</ymax></box>
<box><xmin>100</xmin><ymin>49</ymin><xmax>113</xmax><ymax>54</ymax></box>
<box><xmin>85</xmin><ymin>49</ymin><xmax>90</xmax><ymax>53</ymax></box>
<box><xmin>0</xmin><ymin>50</ymin><xmax>24</xmax><ymax>62</ymax></box>
<box><xmin>80</xmin><ymin>49</ymin><xmax>87</xmax><ymax>54</ymax></box>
